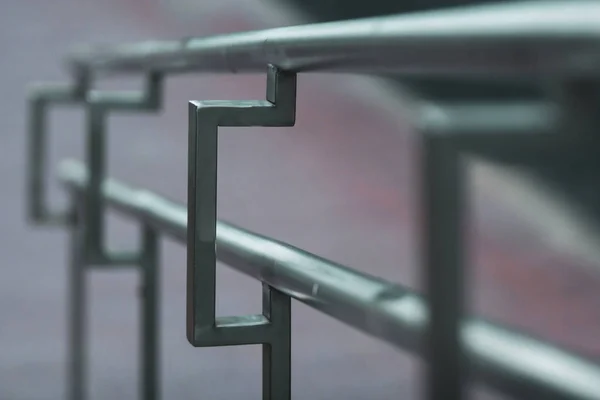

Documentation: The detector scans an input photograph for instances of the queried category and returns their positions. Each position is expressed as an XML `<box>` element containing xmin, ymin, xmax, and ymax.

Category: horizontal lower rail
<box><xmin>59</xmin><ymin>158</ymin><xmax>600</xmax><ymax>400</ymax></box>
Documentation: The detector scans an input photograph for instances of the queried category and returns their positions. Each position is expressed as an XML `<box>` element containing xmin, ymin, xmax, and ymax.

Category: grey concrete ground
<box><xmin>2</xmin><ymin>0</ymin><xmax>600</xmax><ymax>399</ymax></box>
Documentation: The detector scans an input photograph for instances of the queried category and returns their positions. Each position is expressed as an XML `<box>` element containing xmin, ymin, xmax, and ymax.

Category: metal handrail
<box><xmin>67</xmin><ymin>1</ymin><xmax>600</xmax><ymax>78</ymax></box>
<box><xmin>59</xmin><ymin>159</ymin><xmax>600</xmax><ymax>400</ymax></box>
<box><xmin>25</xmin><ymin>1</ymin><xmax>600</xmax><ymax>399</ymax></box>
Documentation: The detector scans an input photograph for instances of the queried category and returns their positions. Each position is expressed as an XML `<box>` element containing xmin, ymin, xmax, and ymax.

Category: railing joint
<box><xmin>86</xmin><ymin>72</ymin><xmax>163</xmax><ymax>112</ymax></box>
<box><xmin>190</xmin><ymin>315</ymin><xmax>272</xmax><ymax>347</ymax></box>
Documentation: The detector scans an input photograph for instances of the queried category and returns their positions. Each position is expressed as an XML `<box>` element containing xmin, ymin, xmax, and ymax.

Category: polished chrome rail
<box><xmin>25</xmin><ymin>1</ymin><xmax>600</xmax><ymax>399</ymax></box>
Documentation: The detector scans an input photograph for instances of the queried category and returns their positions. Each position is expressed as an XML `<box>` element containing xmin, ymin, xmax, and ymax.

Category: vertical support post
<box><xmin>186</xmin><ymin>98</ymin><xmax>218</xmax><ymax>338</ymax></box>
<box><xmin>262</xmin><ymin>285</ymin><xmax>291</xmax><ymax>400</ymax></box>
<box><xmin>139</xmin><ymin>225</ymin><xmax>160</xmax><ymax>400</ymax></box>
<box><xmin>84</xmin><ymin>104</ymin><xmax>107</xmax><ymax>262</ymax></box>
<box><xmin>421</xmin><ymin>136</ymin><xmax>465</xmax><ymax>400</ymax></box>
<box><xmin>28</xmin><ymin>93</ymin><xmax>50</xmax><ymax>222</ymax></box>
<box><xmin>67</xmin><ymin>196</ymin><xmax>88</xmax><ymax>400</ymax></box>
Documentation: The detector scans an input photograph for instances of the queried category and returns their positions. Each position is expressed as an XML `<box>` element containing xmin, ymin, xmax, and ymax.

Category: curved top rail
<box><xmin>68</xmin><ymin>1</ymin><xmax>600</xmax><ymax>78</ymax></box>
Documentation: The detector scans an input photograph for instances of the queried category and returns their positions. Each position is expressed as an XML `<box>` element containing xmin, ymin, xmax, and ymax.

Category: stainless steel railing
<box><xmin>26</xmin><ymin>1</ymin><xmax>600</xmax><ymax>399</ymax></box>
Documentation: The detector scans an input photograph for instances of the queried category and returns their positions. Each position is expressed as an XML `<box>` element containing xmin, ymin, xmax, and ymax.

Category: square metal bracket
<box><xmin>26</xmin><ymin>71</ymin><xmax>89</xmax><ymax>225</ymax></box>
<box><xmin>187</xmin><ymin>65</ymin><xmax>295</xmax><ymax>399</ymax></box>
<box><xmin>82</xmin><ymin>72</ymin><xmax>163</xmax><ymax>265</ymax></box>
<box><xmin>187</xmin><ymin>65</ymin><xmax>295</xmax><ymax>344</ymax></box>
